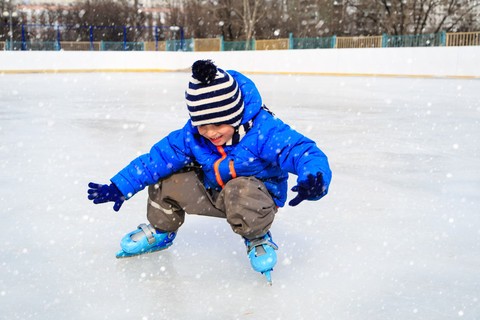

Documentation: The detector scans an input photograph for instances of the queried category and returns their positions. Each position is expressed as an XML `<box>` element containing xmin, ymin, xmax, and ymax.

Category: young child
<box><xmin>87</xmin><ymin>59</ymin><xmax>332</xmax><ymax>284</ymax></box>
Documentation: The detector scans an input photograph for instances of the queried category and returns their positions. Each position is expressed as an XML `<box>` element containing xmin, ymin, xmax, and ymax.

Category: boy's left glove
<box><xmin>87</xmin><ymin>182</ymin><xmax>125</xmax><ymax>212</ymax></box>
<box><xmin>289</xmin><ymin>172</ymin><xmax>328</xmax><ymax>207</ymax></box>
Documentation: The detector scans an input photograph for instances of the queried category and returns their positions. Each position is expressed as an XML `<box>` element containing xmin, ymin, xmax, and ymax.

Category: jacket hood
<box><xmin>227</xmin><ymin>70</ymin><xmax>263</xmax><ymax>124</ymax></box>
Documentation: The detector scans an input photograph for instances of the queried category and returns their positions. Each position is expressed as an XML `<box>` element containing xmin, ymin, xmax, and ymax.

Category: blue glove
<box><xmin>289</xmin><ymin>172</ymin><xmax>328</xmax><ymax>207</ymax></box>
<box><xmin>87</xmin><ymin>182</ymin><xmax>125</xmax><ymax>212</ymax></box>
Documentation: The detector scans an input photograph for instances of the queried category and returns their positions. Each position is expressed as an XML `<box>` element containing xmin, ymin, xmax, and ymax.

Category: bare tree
<box><xmin>345</xmin><ymin>0</ymin><xmax>480</xmax><ymax>35</ymax></box>
<box><xmin>178</xmin><ymin>0</ymin><xmax>221</xmax><ymax>38</ymax></box>
<box><xmin>8</xmin><ymin>0</ymin><xmax>478</xmax><ymax>46</ymax></box>
<box><xmin>179</xmin><ymin>0</ymin><xmax>272</xmax><ymax>43</ymax></box>
<box><xmin>234</xmin><ymin>0</ymin><xmax>268</xmax><ymax>47</ymax></box>
<box><xmin>213</xmin><ymin>0</ymin><xmax>243</xmax><ymax>40</ymax></box>
<box><xmin>54</xmin><ymin>0</ymin><xmax>145</xmax><ymax>42</ymax></box>
<box><xmin>430</xmin><ymin>0</ymin><xmax>480</xmax><ymax>32</ymax></box>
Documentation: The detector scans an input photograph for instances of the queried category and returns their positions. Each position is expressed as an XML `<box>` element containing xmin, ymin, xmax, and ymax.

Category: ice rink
<box><xmin>1</xmin><ymin>72</ymin><xmax>479</xmax><ymax>319</ymax></box>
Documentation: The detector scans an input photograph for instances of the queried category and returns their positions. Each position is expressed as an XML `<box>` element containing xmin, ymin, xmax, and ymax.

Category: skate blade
<box><xmin>115</xmin><ymin>243</ymin><xmax>172</xmax><ymax>259</ymax></box>
<box><xmin>263</xmin><ymin>270</ymin><xmax>273</xmax><ymax>286</ymax></box>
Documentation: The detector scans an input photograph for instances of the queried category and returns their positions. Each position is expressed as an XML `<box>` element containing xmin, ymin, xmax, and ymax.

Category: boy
<box><xmin>87</xmin><ymin>60</ymin><xmax>331</xmax><ymax>284</ymax></box>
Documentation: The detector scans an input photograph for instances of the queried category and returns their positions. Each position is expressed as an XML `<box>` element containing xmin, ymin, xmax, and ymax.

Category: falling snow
<box><xmin>0</xmin><ymin>72</ymin><xmax>479</xmax><ymax>319</ymax></box>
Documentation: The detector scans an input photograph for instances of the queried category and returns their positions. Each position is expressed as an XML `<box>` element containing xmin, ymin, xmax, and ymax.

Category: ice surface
<box><xmin>0</xmin><ymin>72</ymin><xmax>479</xmax><ymax>319</ymax></box>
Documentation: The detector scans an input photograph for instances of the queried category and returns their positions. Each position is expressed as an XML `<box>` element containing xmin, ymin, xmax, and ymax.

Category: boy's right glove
<box><xmin>288</xmin><ymin>172</ymin><xmax>328</xmax><ymax>207</ymax></box>
<box><xmin>87</xmin><ymin>182</ymin><xmax>125</xmax><ymax>212</ymax></box>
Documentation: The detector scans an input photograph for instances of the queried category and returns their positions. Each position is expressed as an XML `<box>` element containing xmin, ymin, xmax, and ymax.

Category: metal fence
<box><xmin>1</xmin><ymin>26</ymin><xmax>479</xmax><ymax>51</ymax></box>
<box><xmin>382</xmin><ymin>33</ymin><xmax>445</xmax><ymax>48</ymax></box>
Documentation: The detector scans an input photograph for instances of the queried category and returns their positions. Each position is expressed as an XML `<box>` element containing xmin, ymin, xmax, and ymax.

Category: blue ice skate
<box><xmin>244</xmin><ymin>231</ymin><xmax>278</xmax><ymax>285</ymax></box>
<box><xmin>116</xmin><ymin>223</ymin><xmax>176</xmax><ymax>258</ymax></box>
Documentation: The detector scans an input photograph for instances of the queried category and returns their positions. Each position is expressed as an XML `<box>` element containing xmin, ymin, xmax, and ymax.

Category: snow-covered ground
<box><xmin>0</xmin><ymin>72</ymin><xmax>479</xmax><ymax>319</ymax></box>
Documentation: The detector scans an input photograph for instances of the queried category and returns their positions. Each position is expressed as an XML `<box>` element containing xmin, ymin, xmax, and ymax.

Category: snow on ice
<box><xmin>0</xmin><ymin>72</ymin><xmax>479</xmax><ymax>319</ymax></box>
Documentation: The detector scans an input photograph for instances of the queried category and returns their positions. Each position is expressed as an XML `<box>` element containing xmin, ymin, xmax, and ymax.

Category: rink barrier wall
<box><xmin>0</xmin><ymin>46</ymin><xmax>479</xmax><ymax>79</ymax></box>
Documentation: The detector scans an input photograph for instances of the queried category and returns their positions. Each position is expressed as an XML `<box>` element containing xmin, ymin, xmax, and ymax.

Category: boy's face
<box><xmin>198</xmin><ymin>124</ymin><xmax>235</xmax><ymax>146</ymax></box>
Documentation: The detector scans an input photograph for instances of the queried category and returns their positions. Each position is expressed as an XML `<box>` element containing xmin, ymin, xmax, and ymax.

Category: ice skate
<box><xmin>244</xmin><ymin>231</ymin><xmax>278</xmax><ymax>285</ymax></box>
<box><xmin>116</xmin><ymin>223</ymin><xmax>176</xmax><ymax>258</ymax></box>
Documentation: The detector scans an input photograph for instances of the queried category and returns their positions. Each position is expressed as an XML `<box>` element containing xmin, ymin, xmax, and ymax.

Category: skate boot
<box><xmin>244</xmin><ymin>231</ymin><xmax>278</xmax><ymax>285</ymax></box>
<box><xmin>116</xmin><ymin>223</ymin><xmax>176</xmax><ymax>258</ymax></box>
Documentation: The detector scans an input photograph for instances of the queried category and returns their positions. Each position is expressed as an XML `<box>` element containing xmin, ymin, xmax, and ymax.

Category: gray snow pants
<box><xmin>146</xmin><ymin>170</ymin><xmax>277</xmax><ymax>240</ymax></box>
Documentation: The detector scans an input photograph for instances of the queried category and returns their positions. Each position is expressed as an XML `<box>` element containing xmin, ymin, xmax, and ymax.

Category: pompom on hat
<box><xmin>186</xmin><ymin>60</ymin><xmax>244</xmax><ymax>127</ymax></box>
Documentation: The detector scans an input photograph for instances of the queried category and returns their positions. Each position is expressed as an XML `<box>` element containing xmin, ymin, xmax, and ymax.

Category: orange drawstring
<box><xmin>214</xmin><ymin>146</ymin><xmax>227</xmax><ymax>188</ymax></box>
<box><xmin>213</xmin><ymin>146</ymin><xmax>237</xmax><ymax>188</ymax></box>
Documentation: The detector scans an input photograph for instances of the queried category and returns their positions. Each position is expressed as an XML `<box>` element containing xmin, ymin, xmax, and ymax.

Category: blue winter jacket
<box><xmin>111</xmin><ymin>70</ymin><xmax>332</xmax><ymax>207</ymax></box>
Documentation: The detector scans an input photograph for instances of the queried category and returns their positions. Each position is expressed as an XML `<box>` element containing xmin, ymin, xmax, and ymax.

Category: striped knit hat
<box><xmin>186</xmin><ymin>60</ymin><xmax>244</xmax><ymax>127</ymax></box>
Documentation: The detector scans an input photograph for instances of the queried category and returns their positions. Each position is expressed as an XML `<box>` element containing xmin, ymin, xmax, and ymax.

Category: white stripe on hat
<box><xmin>188</xmin><ymin>91</ymin><xmax>242</xmax><ymax>117</ymax></box>
<box><xmin>191</xmin><ymin>104</ymin><xmax>244</xmax><ymax>127</ymax></box>
<box><xmin>185</xmin><ymin>72</ymin><xmax>232</xmax><ymax>96</ymax></box>
<box><xmin>186</xmin><ymin>82</ymin><xmax>239</xmax><ymax>108</ymax></box>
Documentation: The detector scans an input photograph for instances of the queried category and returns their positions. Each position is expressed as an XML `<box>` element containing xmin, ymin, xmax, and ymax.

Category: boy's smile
<box><xmin>198</xmin><ymin>124</ymin><xmax>235</xmax><ymax>146</ymax></box>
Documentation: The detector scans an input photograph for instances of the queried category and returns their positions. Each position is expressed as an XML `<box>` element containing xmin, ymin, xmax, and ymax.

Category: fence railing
<box><xmin>336</xmin><ymin>36</ymin><xmax>383</xmax><ymax>48</ymax></box>
<box><xmin>2</xmin><ymin>31</ymin><xmax>479</xmax><ymax>51</ymax></box>
<box><xmin>256</xmin><ymin>38</ymin><xmax>289</xmax><ymax>50</ymax></box>
<box><xmin>446</xmin><ymin>32</ymin><xmax>480</xmax><ymax>46</ymax></box>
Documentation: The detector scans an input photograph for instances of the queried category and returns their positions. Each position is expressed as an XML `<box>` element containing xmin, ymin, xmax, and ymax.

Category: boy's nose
<box><xmin>204</xmin><ymin>126</ymin><xmax>216</xmax><ymax>135</ymax></box>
